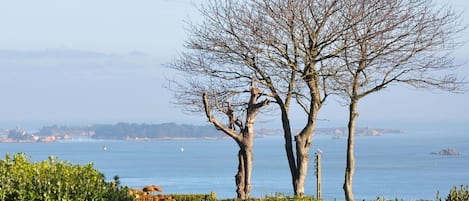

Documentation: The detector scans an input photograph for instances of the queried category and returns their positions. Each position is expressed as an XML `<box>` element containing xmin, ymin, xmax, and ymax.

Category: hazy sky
<box><xmin>0</xmin><ymin>0</ymin><xmax>468</xmax><ymax>129</ymax></box>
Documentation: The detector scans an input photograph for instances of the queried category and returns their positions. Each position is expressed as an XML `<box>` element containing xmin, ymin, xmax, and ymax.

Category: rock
<box><xmin>128</xmin><ymin>189</ymin><xmax>145</xmax><ymax>199</ymax></box>
<box><xmin>143</xmin><ymin>184</ymin><xmax>163</xmax><ymax>193</ymax></box>
<box><xmin>431</xmin><ymin>148</ymin><xmax>460</xmax><ymax>156</ymax></box>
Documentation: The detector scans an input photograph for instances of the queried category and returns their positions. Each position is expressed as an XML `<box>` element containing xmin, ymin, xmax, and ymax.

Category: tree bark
<box><xmin>277</xmin><ymin>79</ymin><xmax>321</xmax><ymax>197</ymax></box>
<box><xmin>294</xmin><ymin>135</ymin><xmax>307</xmax><ymax>197</ymax></box>
<box><xmin>343</xmin><ymin>99</ymin><xmax>358</xmax><ymax>201</ymax></box>
<box><xmin>232</xmin><ymin>126</ymin><xmax>255</xmax><ymax>200</ymax></box>
<box><xmin>243</xmin><ymin>147</ymin><xmax>253</xmax><ymax>199</ymax></box>
<box><xmin>294</xmin><ymin>107</ymin><xmax>317</xmax><ymax>197</ymax></box>
<box><xmin>234</xmin><ymin>145</ymin><xmax>253</xmax><ymax>200</ymax></box>
<box><xmin>294</xmin><ymin>134</ymin><xmax>313</xmax><ymax>196</ymax></box>
<box><xmin>235</xmin><ymin>149</ymin><xmax>246</xmax><ymax>199</ymax></box>
<box><xmin>278</xmin><ymin>103</ymin><xmax>299</xmax><ymax>194</ymax></box>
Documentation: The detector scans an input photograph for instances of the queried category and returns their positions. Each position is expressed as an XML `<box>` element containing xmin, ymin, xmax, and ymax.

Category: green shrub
<box><xmin>169</xmin><ymin>193</ymin><xmax>217</xmax><ymax>201</ymax></box>
<box><xmin>0</xmin><ymin>153</ymin><xmax>132</xmax><ymax>201</ymax></box>
<box><xmin>105</xmin><ymin>175</ymin><xmax>133</xmax><ymax>201</ymax></box>
<box><xmin>370</xmin><ymin>197</ymin><xmax>403</xmax><ymax>201</ymax></box>
<box><xmin>444</xmin><ymin>185</ymin><xmax>469</xmax><ymax>201</ymax></box>
<box><xmin>218</xmin><ymin>193</ymin><xmax>318</xmax><ymax>201</ymax></box>
<box><xmin>262</xmin><ymin>193</ymin><xmax>317</xmax><ymax>201</ymax></box>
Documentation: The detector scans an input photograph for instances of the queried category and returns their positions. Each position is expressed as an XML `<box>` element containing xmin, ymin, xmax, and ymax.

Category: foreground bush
<box><xmin>218</xmin><ymin>193</ymin><xmax>318</xmax><ymax>201</ymax></box>
<box><xmin>0</xmin><ymin>153</ymin><xmax>132</xmax><ymax>201</ymax></box>
<box><xmin>367</xmin><ymin>185</ymin><xmax>469</xmax><ymax>201</ymax></box>
<box><xmin>169</xmin><ymin>193</ymin><xmax>217</xmax><ymax>201</ymax></box>
<box><xmin>436</xmin><ymin>185</ymin><xmax>469</xmax><ymax>201</ymax></box>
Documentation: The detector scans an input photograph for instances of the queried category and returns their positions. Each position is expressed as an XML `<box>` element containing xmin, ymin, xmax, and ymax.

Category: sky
<box><xmin>0</xmin><ymin>0</ymin><xmax>468</xmax><ymax>130</ymax></box>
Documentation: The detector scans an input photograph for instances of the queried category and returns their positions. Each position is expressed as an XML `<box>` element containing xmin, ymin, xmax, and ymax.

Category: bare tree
<box><xmin>170</xmin><ymin>54</ymin><xmax>270</xmax><ymax>199</ymax></box>
<box><xmin>331</xmin><ymin>1</ymin><xmax>466</xmax><ymax>200</ymax></box>
<box><xmin>202</xmin><ymin>79</ymin><xmax>270</xmax><ymax>200</ymax></box>
<box><xmin>170</xmin><ymin>0</ymin><xmax>354</xmax><ymax>196</ymax></box>
<box><xmin>261</xmin><ymin>1</ymin><xmax>347</xmax><ymax>195</ymax></box>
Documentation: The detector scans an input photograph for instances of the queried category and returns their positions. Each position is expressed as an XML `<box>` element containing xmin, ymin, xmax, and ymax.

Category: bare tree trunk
<box><xmin>237</xmin><ymin>91</ymin><xmax>261</xmax><ymax>200</ymax></box>
<box><xmin>234</xmin><ymin>146</ymin><xmax>253</xmax><ymax>200</ymax></box>
<box><xmin>202</xmin><ymin>96</ymin><xmax>260</xmax><ymax>200</ymax></box>
<box><xmin>278</xmin><ymin>102</ymin><xmax>299</xmax><ymax>194</ymax></box>
<box><xmin>235</xmin><ymin>146</ymin><xmax>253</xmax><ymax>200</ymax></box>
<box><xmin>235</xmin><ymin>149</ymin><xmax>246</xmax><ymax>199</ymax></box>
<box><xmin>294</xmin><ymin>135</ymin><xmax>307</xmax><ymax>197</ymax></box>
<box><xmin>277</xmin><ymin>85</ymin><xmax>320</xmax><ymax>197</ymax></box>
<box><xmin>294</xmin><ymin>110</ymin><xmax>317</xmax><ymax>197</ymax></box>
<box><xmin>243</xmin><ymin>147</ymin><xmax>253</xmax><ymax>199</ymax></box>
<box><xmin>343</xmin><ymin>99</ymin><xmax>358</xmax><ymax>201</ymax></box>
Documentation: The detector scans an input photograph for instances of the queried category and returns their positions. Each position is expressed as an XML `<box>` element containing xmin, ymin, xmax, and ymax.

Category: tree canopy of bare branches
<box><xmin>332</xmin><ymin>1</ymin><xmax>466</xmax><ymax>200</ymax></box>
<box><xmin>170</xmin><ymin>0</ymin><xmax>354</xmax><ymax>196</ymax></box>
<box><xmin>169</xmin><ymin>0</ymin><xmax>465</xmax><ymax>199</ymax></box>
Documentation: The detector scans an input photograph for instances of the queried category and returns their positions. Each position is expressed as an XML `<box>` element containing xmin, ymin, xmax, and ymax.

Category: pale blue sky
<box><xmin>0</xmin><ymin>0</ymin><xmax>468</xmax><ymax>129</ymax></box>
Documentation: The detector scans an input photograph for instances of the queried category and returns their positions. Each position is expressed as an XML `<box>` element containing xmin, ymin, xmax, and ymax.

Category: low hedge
<box><xmin>168</xmin><ymin>193</ymin><xmax>217</xmax><ymax>201</ymax></box>
<box><xmin>0</xmin><ymin>153</ymin><xmax>132</xmax><ymax>201</ymax></box>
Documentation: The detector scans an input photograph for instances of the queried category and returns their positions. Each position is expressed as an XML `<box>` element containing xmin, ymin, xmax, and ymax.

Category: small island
<box><xmin>0</xmin><ymin>127</ymin><xmax>73</xmax><ymax>143</ymax></box>
<box><xmin>431</xmin><ymin>148</ymin><xmax>461</xmax><ymax>156</ymax></box>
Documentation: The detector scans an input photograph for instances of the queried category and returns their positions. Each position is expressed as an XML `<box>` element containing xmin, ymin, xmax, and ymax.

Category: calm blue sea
<box><xmin>1</xmin><ymin>124</ymin><xmax>468</xmax><ymax>200</ymax></box>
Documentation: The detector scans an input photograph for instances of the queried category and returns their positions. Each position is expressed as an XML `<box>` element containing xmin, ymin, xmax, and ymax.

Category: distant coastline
<box><xmin>0</xmin><ymin>122</ymin><xmax>404</xmax><ymax>143</ymax></box>
<box><xmin>259</xmin><ymin>127</ymin><xmax>404</xmax><ymax>138</ymax></box>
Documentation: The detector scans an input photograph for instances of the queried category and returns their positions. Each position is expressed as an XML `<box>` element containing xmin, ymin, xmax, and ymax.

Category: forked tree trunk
<box><xmin>202</xmin><ymin>81</ymin><xmax>267</xmax><ymax>200</ymax></box>
<box><xmin>294</xmin><ymin>111</ymin><xmax>317</xmax><ymax>196</ymax></box>
<box><xmin>344</xmin><ymin>99</ymin><xmax>358</xmax><ymax>201</ymax></box>
<box><xmin>279</xmin><ymin>96</ymin><xmax>320</xmax><ymax>196</ymax></box>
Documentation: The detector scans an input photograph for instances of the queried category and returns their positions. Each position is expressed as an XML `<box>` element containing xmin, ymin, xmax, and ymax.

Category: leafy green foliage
<box><xmin>218</xmin><ymin>193</ymin><xmax>318</xmax><ymax>201</ymax></box>
<box><xmin>105</xmin><ymin>175</ymin><xmax>133</xmax><ymax>201</ymax></box>
<box><xmin>261</xmin><ymin>193</ymin><xmax>317</xmax><ymax>201</ymax></box>
<box><xmin>443</xmin><ymin>185</ymin><xmax>469</xmax><ymax>201</ymax></box>
<box><xmin>0</xmin><ymin>153</ymin><xmax>132</xmax><ymax>201</ymax></box>
<box><xmin>370</xmin><ymin>197</ymin><xmax>404</xmax><ymax>201</ymax></box>
<box><xmin>369</xmin><ymin>185</ymin><xmax>469</xmax><ymax>201</ymax></box>
<box><xmin>169</xmin><ymin>193</ymin><xmax>217</xmax><ymax>201</ymax></box>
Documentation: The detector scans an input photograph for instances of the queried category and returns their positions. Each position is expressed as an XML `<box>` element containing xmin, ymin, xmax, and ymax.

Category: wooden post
<box><xmin>316</xmin><ymin>151</ymin><xmax>322</xmax><ymax>200</ymax></box>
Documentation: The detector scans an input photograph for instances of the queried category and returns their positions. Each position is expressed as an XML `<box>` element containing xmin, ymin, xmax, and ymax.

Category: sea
<box><xmin>0</xmin><ymin>123</ymin><xmax>468</xmax><ymax>201</ymax></box>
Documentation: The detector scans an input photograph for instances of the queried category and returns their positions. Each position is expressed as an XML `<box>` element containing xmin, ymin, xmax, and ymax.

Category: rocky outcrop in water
<box><xmin>431</xmin><ymin>148</ymin><xmax>460</xmax><ymax>156</ymax></box>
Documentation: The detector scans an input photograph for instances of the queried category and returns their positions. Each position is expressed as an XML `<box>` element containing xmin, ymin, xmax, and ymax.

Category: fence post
<box><xmin>316</xmin><ymin>150</ymin><xmax>322</xmax><ymax>200</ymax></box>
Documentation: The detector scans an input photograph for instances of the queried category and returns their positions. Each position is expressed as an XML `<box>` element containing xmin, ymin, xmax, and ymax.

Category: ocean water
<box><xmin>0</xmin><ymin>126</ymin><xmax>468</xmax><ymax>200</ymax></box>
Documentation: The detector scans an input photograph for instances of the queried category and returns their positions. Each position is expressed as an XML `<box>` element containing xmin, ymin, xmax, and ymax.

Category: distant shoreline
<box><xmin>124</xmin><ymin>136</ymin><xmax>232</xmax><ymax>141</ymax></box>
<box><xmin>1</xmin><ymin>123</ymin><xmax>404</xmax><ymax>143</ymax></box>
